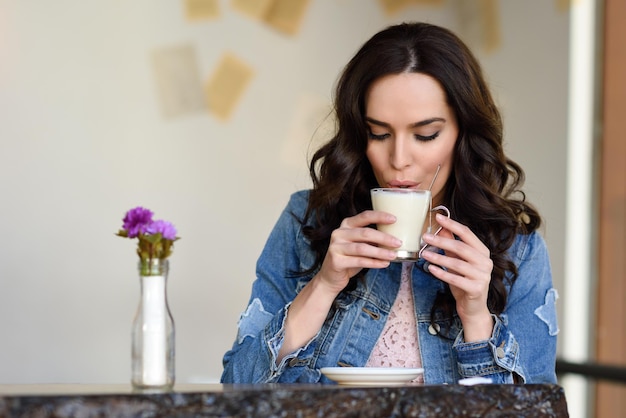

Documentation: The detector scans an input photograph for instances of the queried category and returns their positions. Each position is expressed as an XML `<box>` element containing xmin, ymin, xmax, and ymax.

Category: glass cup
<box><xmin>370</xmin><ymin>188</ymin><xmax>450</xmax><ymax>262</ymax></box>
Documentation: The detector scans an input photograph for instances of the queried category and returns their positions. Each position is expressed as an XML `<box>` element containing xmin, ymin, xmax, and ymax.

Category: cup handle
<box><xmin>418</xmin><ymin>205</ymin><xmax>450</xmax><ymax>259</ymax></box>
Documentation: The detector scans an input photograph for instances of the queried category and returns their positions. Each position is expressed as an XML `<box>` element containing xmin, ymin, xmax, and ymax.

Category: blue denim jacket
<box><xmin>221</xmin><ymin>190</ymin><xmax>559</xmax><ymax>384</ymax></box>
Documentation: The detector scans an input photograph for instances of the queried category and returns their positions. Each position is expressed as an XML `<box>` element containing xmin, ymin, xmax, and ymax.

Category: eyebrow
<box><xmin>365</xmin><ymin>116</ymin><xmax>446</xmax><ymax>128</ymax></box>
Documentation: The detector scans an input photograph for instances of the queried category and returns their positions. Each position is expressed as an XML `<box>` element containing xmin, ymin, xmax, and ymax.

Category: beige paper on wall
<box><xmin>152</xmin><ymin>44</ymin><xmax>206</xmax><ymax>119</ymax></box>
<box><xmin>265</xmin><ymin>0</ymin><xmax>311</xmax><ymax>35</ymax></box>
<box><xmin>231</xmin><ymin>0</ymin><xmax>275</xmax><ymax>20</ymax></box>
<box><xmin>453</xmin><ymin>0</ymin><xmax>501</xmax><ymax>53</ymax></box>
<box><xmin>231</xmin><ymin>0</ymin><xmax>311</xmax><ymax>35</ymax></box>
<box><xmin>555</xmin><ymin>0</ymin><xmax>576</xmax><ymax>11</ymax></box>
<box><xmin>378</xmin><ymin>0</ymin><xmax>444</xmax><ymax>16</ymax></box>
<box><xmin>205</xmin><ymin>53</ymin><xmax>254</xmax><ymax>121</ymax></box>
<box><xmin>481</xmin><ymin>0</ymin><xmax>500</xmax><ymax>52</ymax></box>
<box><xmin>184</xmin><ymin>0</ymin><xmax>220</xmax><ymax>21</ymax></box>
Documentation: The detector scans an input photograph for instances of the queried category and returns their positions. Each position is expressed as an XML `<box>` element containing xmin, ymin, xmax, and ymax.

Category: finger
<box><xmin>433</xmin><ymin>214</ymin><xmax>490</xmax><ymax>256</ymax></box>
<box><xmin>342</xmin><ymin>241</ymin><xmax>398</xmax><ymax>261</ymax></box>
<box><xmin>323</xmin><ymin>244</ymin><xmax>395</xmax><ymax>278</ymax></box>
<box><xmin>327</xmin><ymin>252</ymin><xmax>393</xmax><ymax>272</ymax></box>
<box><xmin>421</xmin><ymin>248</ymin><xmax>487</xmax><ymax>279</ymax></box>
<box><xmin>334</xmin><ymin>226</ymin><xmax>402</xmax><ymax>250</ymax></box>
<box><xmin>422</xmin><ymin>234</ymin><xmax>474</xmax><ymax>262</ymax></box>
<box><xmin>422</xmin><ymin>227</ymin><xmax>489</xmax><ymax>263</ymax></box>
<box><xmin>426</xmin><ymin>262</ymin><xmax>466</xmax><ymax>288</ymax></box>
<box><xmin>434</xmin><ymin>227</ymin><xmax>454</xmax><ymax>241</ymax></box>
<box><xmin>340</xmin><ymin>210</ymin><xmax>396</xmax><ymax>229</ymax></box>
<box><xmin>425</xmin><ymin>261</ymin><xmax>490</xmax><ymax>298</ymax></box>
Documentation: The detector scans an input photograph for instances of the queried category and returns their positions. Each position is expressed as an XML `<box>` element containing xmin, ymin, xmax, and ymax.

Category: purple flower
<box><xmin>122</xmin><ymin>206</ymin><xmax>153</xmax><ymax>238</ymax></box>
<box><xmin>146</xmin><ymin>219</ymin><xmax>178</xmax><ymax>240</ymax></box>
<box><xmin>117</xmin><ymin>207</ymin><xmax>181</xmax><ymax>263</ymax></box>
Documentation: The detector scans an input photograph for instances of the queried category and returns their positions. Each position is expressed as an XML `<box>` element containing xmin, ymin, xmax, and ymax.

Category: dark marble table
<box><xmin>0</xmin><ymin>383</ymin><xmax>569</xmax><ymax>417</ymax></box>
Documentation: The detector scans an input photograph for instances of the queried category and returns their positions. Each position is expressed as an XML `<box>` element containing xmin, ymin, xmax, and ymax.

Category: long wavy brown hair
<box><xmin>300</xmin><ymin>22</ymin><xmax>541</xmax><ymax>324</ymax></box>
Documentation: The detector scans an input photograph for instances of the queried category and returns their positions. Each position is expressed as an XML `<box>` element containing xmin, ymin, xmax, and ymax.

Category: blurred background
<box><xmin>0</xmin><ymin>1</ymin><xmax>623</xmax><ymax>417</ymax></box>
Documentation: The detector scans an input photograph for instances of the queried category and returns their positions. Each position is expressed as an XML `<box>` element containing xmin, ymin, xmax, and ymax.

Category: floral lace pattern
<box><xmin>366</xmin><ymin>262</ymin><xmax>423</xmax><ymax>383</ymax></box>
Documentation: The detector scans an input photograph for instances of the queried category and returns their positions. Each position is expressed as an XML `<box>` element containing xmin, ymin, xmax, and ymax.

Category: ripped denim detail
<box><xmin>236</xmin><ymin>298</ymin><xmax>274</xmax><ymax>344</ymax></box>
<box><xmin>534</xmin><ymin>288</ymin><xmax>560</xmax><ymax>336</ymax></box>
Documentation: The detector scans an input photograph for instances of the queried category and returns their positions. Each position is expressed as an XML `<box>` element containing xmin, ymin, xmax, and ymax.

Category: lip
<box><xmin>387</xmin><ymin>180</ymin><xmax>420</xmax><ymax>189</ymax></box>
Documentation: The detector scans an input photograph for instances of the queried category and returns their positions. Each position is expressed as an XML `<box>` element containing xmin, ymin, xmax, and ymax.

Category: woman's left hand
<box><xmin>420</xmin><ymin>213</ymin><xmax>494</xmax><ymax>342</ymax></box>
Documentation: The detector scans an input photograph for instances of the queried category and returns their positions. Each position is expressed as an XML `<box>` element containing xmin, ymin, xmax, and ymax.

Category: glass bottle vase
<box><xmin>131</xmin><ymin>258</ymin><xmax>175</xmax><ymax>390</ymax></box>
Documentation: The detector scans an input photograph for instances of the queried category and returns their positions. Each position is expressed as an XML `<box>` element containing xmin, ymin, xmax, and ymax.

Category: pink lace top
<box><xmin>365</xmin><ymin>262</ymin><xmax>424</xmax><ymax>383</ymax></box>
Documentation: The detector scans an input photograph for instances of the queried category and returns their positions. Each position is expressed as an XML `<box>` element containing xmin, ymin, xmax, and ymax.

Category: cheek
<box><xmin>429</xmin><ymin>142</ymin><xmax>456</xmax><ymax>197</ymax></box>
<box><xmin>422</xmin><ymin>143</ymin><xmax>453</xmax><ymax>171</ymax></box>
<box><xmin>435</xmin><ymin>134</ymin><xmax>456</xmax><ymax>167</ymax></box>
<box><xmin>365</xmin><ymin>143</ymin><xmax>382</xmax><ymax>169</ymax></box>
<box><xmin>440</xmin><ymin>146</ymin><xmax>455</xmax><ymax>168</ymax></box>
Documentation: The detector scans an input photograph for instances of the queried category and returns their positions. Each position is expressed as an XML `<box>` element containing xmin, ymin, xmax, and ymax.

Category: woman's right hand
<box><xmin>278</xmin><ymin>210</ymin><xmax>400</xmax><ymax>361</ymax></box>
<box><xmin>315</xmin><ymin>210</ymin><xmax>401</xmax><ymax>294</ymax></box>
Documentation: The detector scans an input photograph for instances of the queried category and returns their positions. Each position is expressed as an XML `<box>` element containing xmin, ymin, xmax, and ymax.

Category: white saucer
<box><xmin>320</xmin><ymin>367</ymin><xmax>424</xmax><ymax>386</ymax></box>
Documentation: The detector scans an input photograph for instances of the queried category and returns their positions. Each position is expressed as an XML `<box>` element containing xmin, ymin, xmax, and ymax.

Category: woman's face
<box><xmin>365</xmin><ymin>72</ymin><xmax>458</xmax><ymax>206</ymax></box>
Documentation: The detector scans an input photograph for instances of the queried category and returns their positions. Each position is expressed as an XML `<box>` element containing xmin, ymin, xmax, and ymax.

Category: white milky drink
<box><xmin>370</xmin><ymin>188</ymin><xmax>431</xmax><ymax>261</ymax></box>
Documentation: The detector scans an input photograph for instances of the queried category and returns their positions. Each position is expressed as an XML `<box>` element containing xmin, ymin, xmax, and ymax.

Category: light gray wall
<box><xmin>0</xmin><ymin>1</ymin><xmax>568</xmax><ymax>383</ymax></box>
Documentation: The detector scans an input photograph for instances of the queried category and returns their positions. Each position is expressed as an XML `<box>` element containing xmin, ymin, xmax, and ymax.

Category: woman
<box><xmin>221</xmin><ymin>22</ymin><xmax>558</xmax><ymax>384</ymax></box>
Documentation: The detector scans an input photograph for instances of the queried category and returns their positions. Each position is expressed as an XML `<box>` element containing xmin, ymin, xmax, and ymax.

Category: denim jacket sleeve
<box><xmin>221</xmin><ymin>191</ymin><xmax>319</xmax><ymax>383</ymax></box>
<box><xmin>452</xmin><ymin>231</ymin><xmax>558</xmax><ymax>383</ymax></box>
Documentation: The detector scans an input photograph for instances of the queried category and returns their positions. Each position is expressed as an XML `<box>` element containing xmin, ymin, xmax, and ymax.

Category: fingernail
<box><xmin>435</xmin><ymin>213</ymin><xmax>446</xmax><ymax>221</ymax></box>
<box><xmin>423</xmin><ymin>233</ymin><xmax>434</xmax><ymax>240</ymax></box>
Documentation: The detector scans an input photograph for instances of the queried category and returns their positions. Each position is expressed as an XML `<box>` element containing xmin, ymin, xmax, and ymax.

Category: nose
<box><xmin>390</xmin><ymin>136</ymin><xmax>412</xmax><ymax>170</ymax></box>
